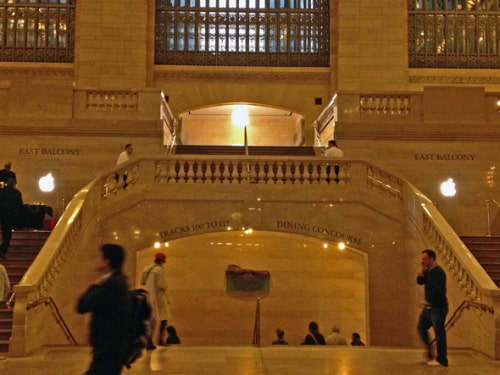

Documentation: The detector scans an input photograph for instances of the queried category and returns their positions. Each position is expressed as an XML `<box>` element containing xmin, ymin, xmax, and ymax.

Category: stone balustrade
<box><xmin>360</xmin><ymin>95</ymin><xmax>410</xmax><ymax>115</ymax></box>
<box><xmin>86</xmin><ymin>90</ymin><xmax>138</xmax><ymax>111</ymax></box>
<box><xmin>154</xmin><ymin>158</ymin><xmax>351</xmax><ymax>186</ymax></box>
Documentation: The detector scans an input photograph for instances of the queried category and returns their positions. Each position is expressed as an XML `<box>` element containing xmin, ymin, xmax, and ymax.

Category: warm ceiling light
<box><xmin>231</xmin><ymin>106</ymin><xmax>249</xmax><ymax>128</ymax></box>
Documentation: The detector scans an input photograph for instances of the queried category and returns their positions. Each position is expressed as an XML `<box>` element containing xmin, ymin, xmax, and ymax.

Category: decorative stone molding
<box><xmin>410</xmin><ymin>75</ymin><xmax>500</xmax><ymax>84</ymax></box>
<box><xmin>336</xmin><ymin>130</ymin><xmax>500</xmax><ymax>142</ymax></box>
<box><xmin>154</xmin><ymin>69</ymin><xmax>330</xmax><ymax>82</ymax></box>
<box><xmin>0</xmin><ymin>65</ymin><xmax>74</xmax><ymax>78</ymax></box>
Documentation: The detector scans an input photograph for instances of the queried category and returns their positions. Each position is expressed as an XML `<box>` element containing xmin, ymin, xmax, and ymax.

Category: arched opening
<box><xmin>135</xmin><ymin>231</ymin><xmax>368</xmax><ymax>346</ymax></box>
<box><xmin>178</xmin><ymin>103</ymin><xmax>305</xmax><ymax>146</ymax></box>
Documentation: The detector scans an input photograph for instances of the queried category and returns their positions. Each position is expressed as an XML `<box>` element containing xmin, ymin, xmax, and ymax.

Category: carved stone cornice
<box><xmin>336</xmin><ymin>130</ymin><xmax>500</xmax><ymax>142</ymax></box>
<box><xmin>0</xmin><ymin>64</ymin><xmax>74</xmax><ymax>78</ymax></box>
<box><xmin>409</xmin><ymin>75</ymin><xmax>500</xmax><ymax>84</ymax></box>
<box><xmin>0</xmin><ymin>125</ymin><xmax>162</xmax><ymax>138</ymax></box>
<box><xmin>154</xmin><ymin>67</ymin><xmax>330</xmax><ymax>82</ymax></box>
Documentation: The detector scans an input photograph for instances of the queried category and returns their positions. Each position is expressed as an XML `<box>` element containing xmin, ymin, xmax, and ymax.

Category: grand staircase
<box><xmin>0</xmin><ymin>230</ymin><xmax>49</xmax><ymax>354</ymax></box>
<box><xmin>461</xmin><ymin>236</ymin><xmax>500</xmax><ymax>287</ymax></box>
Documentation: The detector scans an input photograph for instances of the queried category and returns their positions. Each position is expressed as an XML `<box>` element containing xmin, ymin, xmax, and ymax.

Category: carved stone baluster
<box><xmin>290</xmin><ymin>162</ymin><xmax>296</xmax><ymax>184</ymax></box>
<box><xmin>237</xmin><ymin>161</ymin><xmax>243</xmax><ymax>184</ymax></box>
<box><xmin>174</xmin><ymin>160</ymin><xmax>181</xmax><ymax>183</ymax></box>
<box><xmin>272</xmin><ymin>162</ymin><xmax>279</xmax><ymax>184</ymax></box>
<box><xmin>298</xmin><ymin>162</ymin><xmax>305</xmax><ymax>184</ymax></box>
<box><xmin>219</xmin><ymin>162</ymin><xmax>226</xmax><ymax>183</ymax></box>
<box><xmin>210</xmin><ymin>161</ymin><xmax>217</xmax><ymax>183</ymax></box>
<box><xmin>316</xmin><ymin>163</ymin><xmax>322</xmax><ymax>184</ymax></box>
<box><xmin>228</xmin><ymin>162</ymin><xmax>234</xmax><ymax>183</ymax></box>
<box><xmin>263</xmin><ymin>162</ymin><xmax>270</xmax><ymax>184</ymax></box>
<box><xmin>254</xmin><ymin>161</ymin><xmax>261</xmax><ymax>183</ymax></box>
<box><xmin>334</xmin><ymin>164</ymin><xmax>340</xmax><ymax>184</ymax></box>
<box><xmin>183</xmin><ymin>161</ymin><xmax>190</xmax><ymax>183</ymax></box>
<box><xmin>201</xmin><ymin>161</ymin><xmax>207</xmax><ymax>183</ymax></box>
<box><xmin>281</xmin><ymin>162</ymin><xmax>287</xmax><ymax>184</ymax></box>
<box><xmin>307</xmin><ymin>162</ymin><xmax>314</xmax><ymax>184</ymax></box>
<box><xmin>192</xmin><ymin>160</ymin><xmax>199</xmax><ymax>183</ymax></box>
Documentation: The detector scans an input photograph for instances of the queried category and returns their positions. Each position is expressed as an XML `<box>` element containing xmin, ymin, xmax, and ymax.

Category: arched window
<box><xmin>409</xmin><ymin>0</ymin><xmax>500</xmax><ymax>68</ymax></box>
<box><xmin>155</xmin><ymin>0</ymin><xmax>329</xmax><ymax>67</ymax></box>
<box><xmin>0</xmin><ymin>0</ymin><xmax>75</xmax><ymax>63</ymax></box>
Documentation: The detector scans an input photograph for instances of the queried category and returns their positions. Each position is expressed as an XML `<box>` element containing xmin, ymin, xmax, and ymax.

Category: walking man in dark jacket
<box><xmin>77</xmin><ymin>244</ymin><xmax>131</xmax><ymax>375</ymax></box>
<box><xmin>417</xmin><ymin>249</ymin><xmax>448</xmax><ymax>367</ymax></box>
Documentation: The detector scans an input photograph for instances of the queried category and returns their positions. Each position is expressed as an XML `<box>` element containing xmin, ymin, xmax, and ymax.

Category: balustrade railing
<box><xmin>430</xmin><ymin>300</ymin><xmax>494</xmax><ymax>346</ymax></box>
<box><xmin>421</xmin><ymin>214</ymin><xmax>494</xmax><ymax>302</ymax></box>
<box><xmin>160</xmin><ymin>93</ymin><xmax>177</xmax><ymax>154</ymax></box>
<box><xmin>360</xmin><ymin>95</ymin><xmax>410</xmax><ymax>115</ymax></box>
<box><xmin>86</xmin><ymin>90</ymin><xmax>139</xmax><ymax>111</ymax></box>
<box><xmin>26</xmin><ymin>297</ymin><xmax>77</xmax><ymax>345</ymax></box>
<box><xmin>312</xmin><ymin>94</ymin><xmax>336</xmax><ymax>148</ymax></box>
<box><xmin>154</xmin><ymin>157</ymin><xmax>350</xmax><ymax>186</ymax></box>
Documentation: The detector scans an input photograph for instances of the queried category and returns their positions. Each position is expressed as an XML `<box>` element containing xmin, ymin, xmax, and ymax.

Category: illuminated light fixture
<box><xmin>154</xmin><ymin>242</ymin><xmax>161</xmax><ymax>249</ymax></box>
<box><xmin>338</xmin><ymin>242</ymin><xmax>346</xmax><ymax>250</ymax></box>
<box><xmin>323</xmin><ymin>243</ymin><xmax>328</xmax><ymax>249</ymax></box>
<box><xmin>231</xmin><ymin>105</ymin><xmax>249</xmax><ymax>155</ymax></box>
<box><xmin>245</xmin><ymin>228</ymin><xmax>253</xmax><ymax>234</ymax></box>
<box><xmin>440</xmin><ymin>178</ymin><xmax>457</xmax><ymax>197</ymax></box>
<box><xmin>39</xmin><ymin>173</ymin><xmax>55</xmax><ymax>192</ymax></box>
<box><xmin>164</xmin><ymin>242</ymin><xmax>169</xmax><ymax>247</ymax></box>
<box><xmin>231</xmin><ymin>105</ymin><xmax>249</xmax><ymax>128</ymax></box>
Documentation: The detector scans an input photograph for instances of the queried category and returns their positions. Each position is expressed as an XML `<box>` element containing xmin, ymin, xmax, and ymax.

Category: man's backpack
<box><xmin>124</xmin><ymin>288</ymin><xmax>151</xmax><ymax>369</ymax></box>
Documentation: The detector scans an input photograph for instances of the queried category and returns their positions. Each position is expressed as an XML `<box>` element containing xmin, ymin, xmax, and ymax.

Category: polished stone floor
<box><xmin>1</xmin><ymin>346</ymin><xmax>500</xmax><ymax>375</ymax></box>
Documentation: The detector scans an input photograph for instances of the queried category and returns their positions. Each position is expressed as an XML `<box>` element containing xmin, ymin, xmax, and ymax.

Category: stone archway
<box><xmin>135</xmin><ymin>230</ymin><xmax>368</xmax><ymax>346</ymax></box>
<box><xmin>178</xmin><ymin>103</ymin><xmax>305</xmax><ymax>146</ymax></box>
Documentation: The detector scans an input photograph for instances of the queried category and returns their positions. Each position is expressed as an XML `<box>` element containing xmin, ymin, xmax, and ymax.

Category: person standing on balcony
<box><xmin>323</xmin><ymin>140</ymin><xmax>344</xmax><ymax>157</ymax></box>
<box><xmin>324</xmin><ymin>140</ymin><xmax>343</xmax><ymax>183</ymax></box>
<box><xmin>0</xmin><ymin>178</ymin><xmax>24</xmax><ymax>259</ymax></box>
<box><xmin>115</xmin><ymin>144</ymin><xmax>133</xmax><ymax>189</ymax></box>
<box><xmin>417</xmin><ymin>249</ymin><xmax>449</xmax><ymax>367</ymax></box>
<box><xmin>141</xmin><ymin>252</ymin><xmax>171</xmax><ymax>348</ymax></box>
<box><xmin>77</xmin><ymin>244</ymin><xmax>131</xmax><ymax>375</ymax></box>
<box><xmin>116</xmin><ymin>144</ymin><xmax>133</xmax><ymax>166</ymax></box>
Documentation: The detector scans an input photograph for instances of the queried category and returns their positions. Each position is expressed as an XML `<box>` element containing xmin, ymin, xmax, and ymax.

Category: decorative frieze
<box><xmin>154</xmin><ymin>69</ymin><xmax>330</xmax><ymax>82</ymax></box>
<box><xmin>410</xmin><ymin>75</ymin><xmax>500</xmax><ymax>84</ymax></box>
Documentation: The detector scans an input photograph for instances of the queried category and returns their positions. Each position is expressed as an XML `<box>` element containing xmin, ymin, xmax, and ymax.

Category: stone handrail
<box><xmin>312</xmin><ymin>94</ymin><xmax>336</xmax><ymax>147</ymax></box>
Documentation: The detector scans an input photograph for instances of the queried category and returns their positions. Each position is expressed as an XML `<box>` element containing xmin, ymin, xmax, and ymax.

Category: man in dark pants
<box><xmin>77</xmin><ymin>244</ymin><xmax>131</xmax><ymax>375</ymax></box>
<box><xmin>0</xmin><ymin>178</ymin><xmax>24</xmax><ymax>259</ymax></box>
<box><xmin>417</xmin><ymin>249</ymin><xmax>449</xmax><ymax>367</ymax></box>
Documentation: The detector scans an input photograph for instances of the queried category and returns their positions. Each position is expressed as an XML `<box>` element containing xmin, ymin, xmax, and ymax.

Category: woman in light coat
<box><xmin>141</xmin><ymin>253</ymin><xmax>171</xmax><ymax>347</ymax></box>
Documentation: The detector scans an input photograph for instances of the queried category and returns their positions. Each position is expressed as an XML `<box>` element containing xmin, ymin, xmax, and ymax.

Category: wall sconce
<box><xmin>38</xmin><ymin>173</ymin><xmax>55</xmax><ymax>192</ymax></box>
<box><xmin>440</xmin><ymin>178</ymin><xmax>457</xmax><ymax>197</ymax></box>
